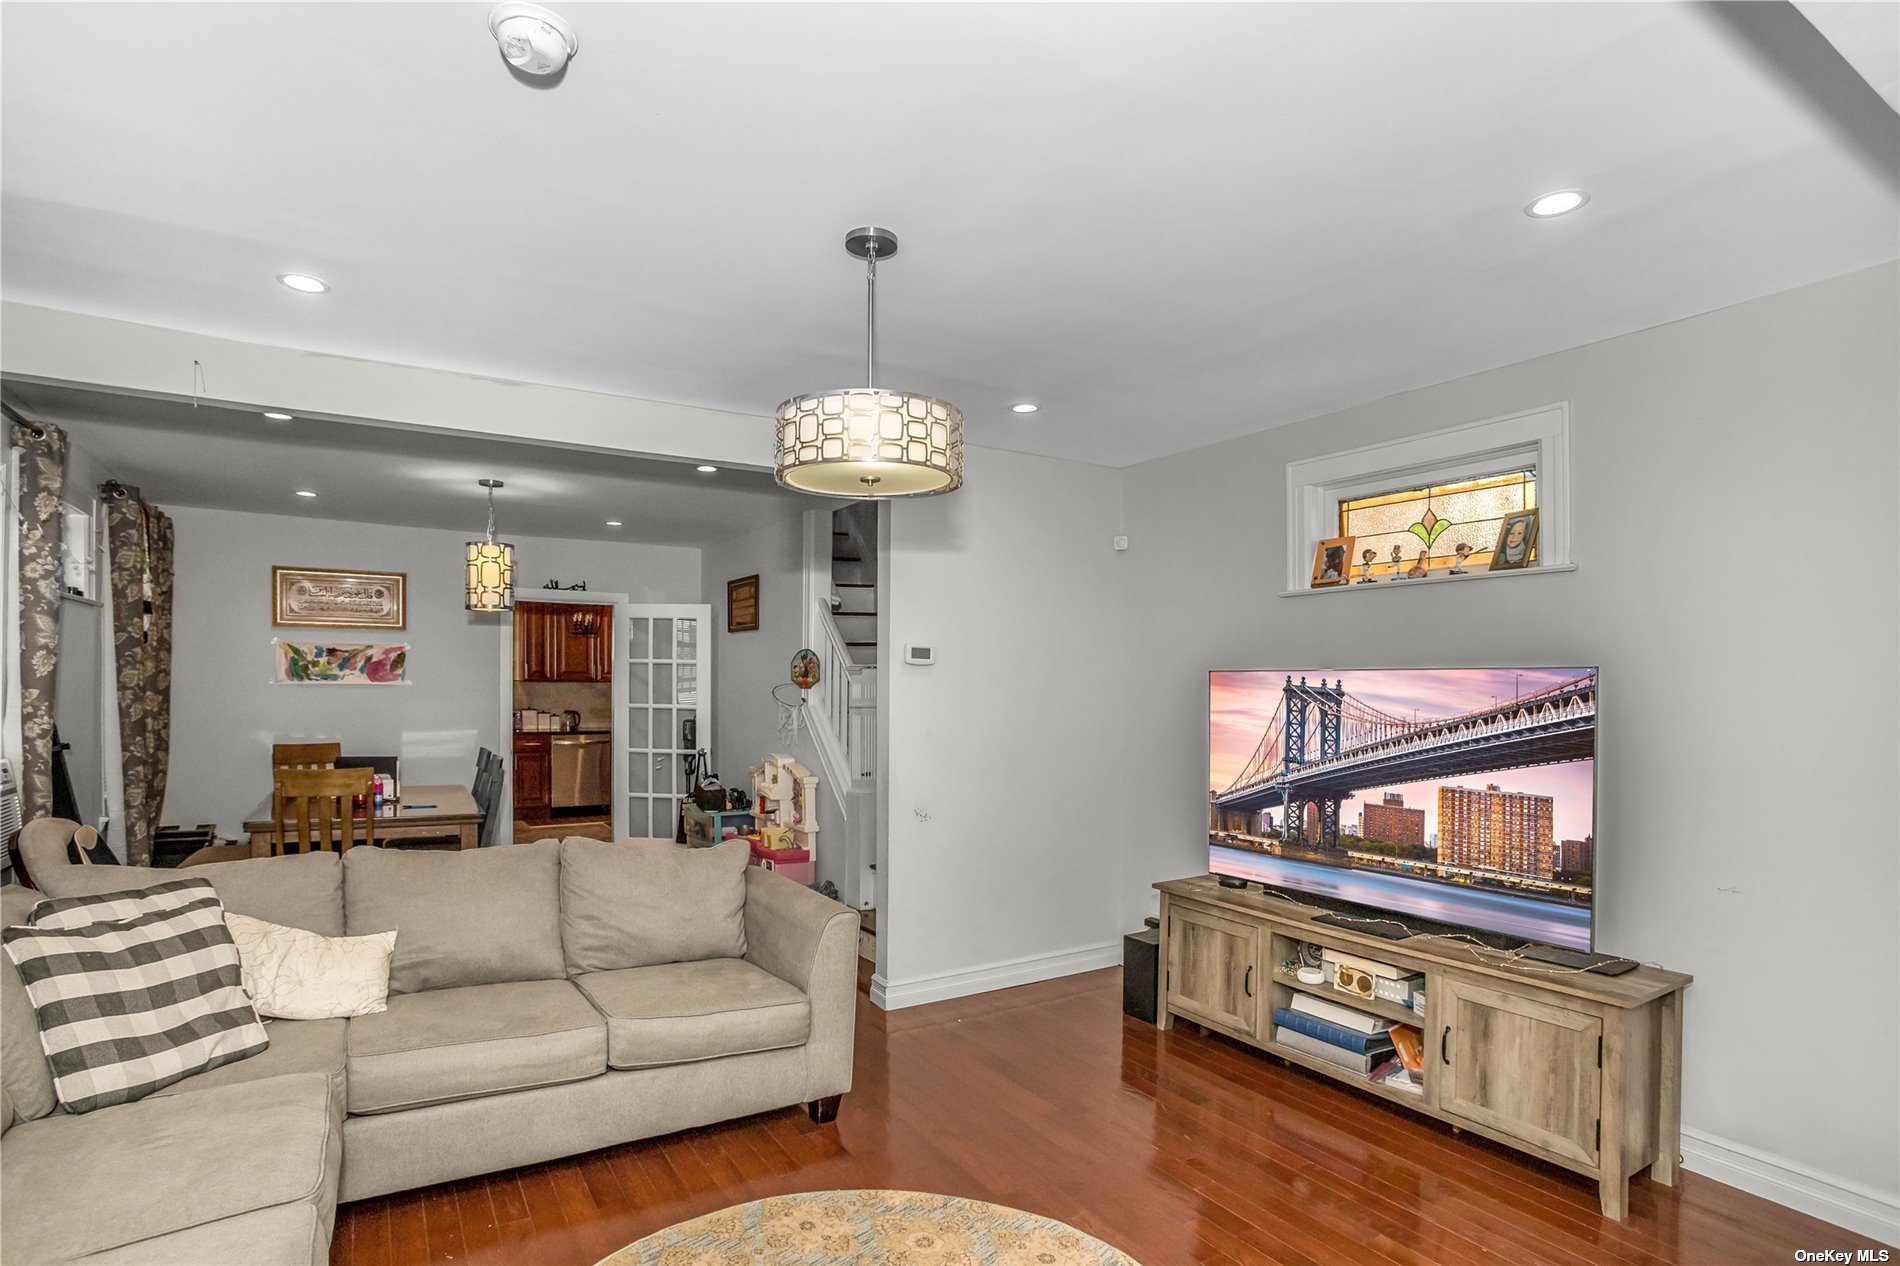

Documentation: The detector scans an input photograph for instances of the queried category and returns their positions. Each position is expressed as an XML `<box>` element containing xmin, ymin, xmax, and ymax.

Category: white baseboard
<box><xmin>1681</xmin><ymin>1127</ymin><xmax>1899</xmax><ymax>1246</ymax></box>
<box><xmin>872</xmin><ymin>941</ymin><xmax>1122</xmax><ymax>1010</ymax></box>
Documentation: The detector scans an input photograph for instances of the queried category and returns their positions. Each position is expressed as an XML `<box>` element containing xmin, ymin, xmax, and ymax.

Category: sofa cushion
<box><xmin>346</xmin><ymin>979</ymin><xmax>606</xmax><ymax>1114</ymax></box>
<box><xmin>1</xmin><ymin>886</ymin><xmax>58</xmax><ymax>1122</ymax></box>
<box><xmin>344</xmin><ymin>838</ymin><xmax>564</xmax><ymax>993</ymax></box>
<box><xmin>573</xmin><ymin>958</ymin><xmax>810</xmax><ymax>1070</ymax></box>
<box><xmin>31</xmin><ymin>850</ymin><xmax>346</xmax><ymax>936</ymax></box>
<box><xmin>70</xmin><ymin>1202</ymin><xmax>332</xmax><ymax>1265</ymax></box>
<box><xmin>0</xmin><ymin>1071</ymin><xmax>341</xmax><ymax>1264</ymax></box>
<box><xmin>560</xmin><ymin>836</ymin><xmax>749</xmax><ymax>974</ymax></box>
<box><xmin>151</xmin><ymin>1018</ymin><xmax>348</xmax><ymax>1113</ymax></box>
<box><xmin>5</xmin><ymin>878</ymin><xmax>269</xmax><ymax>1114</ymax></box>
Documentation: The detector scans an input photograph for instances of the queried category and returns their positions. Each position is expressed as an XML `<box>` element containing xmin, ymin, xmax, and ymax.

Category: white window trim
<box><xmin>1283</xmin><ymin>402</ymin><xmax>1571</xmax><ymax>594</ymax></box>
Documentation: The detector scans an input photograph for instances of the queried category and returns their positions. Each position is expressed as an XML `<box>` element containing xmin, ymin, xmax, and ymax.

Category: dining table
<box><xmin>242</xmin><ymin>784</ymin><xmax>483</xmax><ymax>851</ymax></box>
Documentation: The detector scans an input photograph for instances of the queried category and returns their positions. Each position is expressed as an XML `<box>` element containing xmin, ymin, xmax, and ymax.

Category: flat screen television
<box><xmin>1208</xmin><ymin>667</ymin><xmax>1597</xmax><ymax>951</ymax></box>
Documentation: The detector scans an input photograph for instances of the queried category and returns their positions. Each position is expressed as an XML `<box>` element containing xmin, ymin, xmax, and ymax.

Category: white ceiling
<box><xmin>2</xmin><ymin>3</ymin><xmax>1895</xmax><ymax>468</ymax></box>
<box><xmin>1</xmin><ymin>381</ymin><xmax>805</xmax><ymax>546</ymax></box>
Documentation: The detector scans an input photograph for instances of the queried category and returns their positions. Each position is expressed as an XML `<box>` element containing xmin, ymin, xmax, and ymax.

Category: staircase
<box><xmin>830</xmin><ymin>502</ymin><xmax>878</xmax><ymax>668</ymax></box>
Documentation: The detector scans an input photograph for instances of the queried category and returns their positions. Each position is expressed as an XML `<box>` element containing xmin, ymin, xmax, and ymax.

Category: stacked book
<box><xmin>1271</xmin><ymin>994</ymin><xmax>1395</xmax><ymax>1073</ymax></box>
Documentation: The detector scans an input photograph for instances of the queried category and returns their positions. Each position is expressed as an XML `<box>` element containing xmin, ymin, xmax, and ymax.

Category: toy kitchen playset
<box><xmin>682</xmin><ymin>755</ymin><xmax>819</xmax><ymax>886</ymax></box>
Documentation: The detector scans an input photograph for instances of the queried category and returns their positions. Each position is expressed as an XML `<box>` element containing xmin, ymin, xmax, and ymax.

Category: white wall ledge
<box><xmin>1279</xmin><ymin>562</ymin><xmax>1577</xmax><ymax>598</ymax></box>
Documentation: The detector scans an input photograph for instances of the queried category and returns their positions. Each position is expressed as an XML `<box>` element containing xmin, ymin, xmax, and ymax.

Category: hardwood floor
<box><xmin>331</xmin><ymin>964</ymin><xmax>1885</xmax><ymax>1265</ymax></box>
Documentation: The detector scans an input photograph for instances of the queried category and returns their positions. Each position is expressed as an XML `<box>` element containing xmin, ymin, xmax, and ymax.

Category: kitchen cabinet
<box><xmin>513</xmin><ymin>733</ymin><xmax>551</xmax><ymax>816</ymax></box>
<box><xmin>514</xmin><ymin>601</ymin><xmax>612</xmax><ymax>683</ymax></box>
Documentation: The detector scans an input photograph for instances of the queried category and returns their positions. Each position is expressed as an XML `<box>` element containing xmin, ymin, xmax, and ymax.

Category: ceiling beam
<box><xmin>0</xmin><ymin>302</ymin><xmax>772</xmax><ymax>470</ymax></box>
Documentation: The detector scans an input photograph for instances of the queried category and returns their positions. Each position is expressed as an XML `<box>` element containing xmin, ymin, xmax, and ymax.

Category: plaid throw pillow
<box><xmin>2</xmin><ymin>877</ymin><xmax>269</xmax><ymax>1114</ymax></box>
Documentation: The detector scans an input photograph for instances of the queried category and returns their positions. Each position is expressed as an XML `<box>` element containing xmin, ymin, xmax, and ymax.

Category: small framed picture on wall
<box><xmin>1487</xmin><ymin>509</ymin><xmax>1540</xmax><ymax>571</ymax></box>
<box><xmin>727</xmin><ymin>574</ymin><xmax>760</xmax><ymax>632</ymax></box>
<box><xmin>1310</xmin><ymin>536</ymin><xmax>1355</xmax><ymax>588</ymax></box>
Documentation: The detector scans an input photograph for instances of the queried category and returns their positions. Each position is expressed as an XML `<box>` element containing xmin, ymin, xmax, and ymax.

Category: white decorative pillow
<box><xmin>225</xmin><ymin>913</ymin><xmax>396</xmax><ymax>1020</ymax></box>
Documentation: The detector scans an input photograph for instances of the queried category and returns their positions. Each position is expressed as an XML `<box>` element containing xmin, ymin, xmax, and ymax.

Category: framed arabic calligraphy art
<box><xmin>272</xmin><ymin>566</ymin><xmax>407</xmax><ymax>631</ymax></box>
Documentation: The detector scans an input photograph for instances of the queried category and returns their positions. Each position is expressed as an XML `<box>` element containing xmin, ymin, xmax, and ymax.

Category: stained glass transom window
<box><xmin>1339</xmin><ymin>469</ymin><xmax>1536</xmax><ymax>579</ymax></box>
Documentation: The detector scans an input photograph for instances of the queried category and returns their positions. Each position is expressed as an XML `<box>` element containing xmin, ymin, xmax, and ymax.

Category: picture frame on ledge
<box><xmin>1486</xmin><ymin>509</ymin><xmax>1540</xmax><ymax>571</ymax></box>
<box><xmin>1310</xmin><ymin>535</ymin><xmax>1355</xmax><ymax>588</ymax></box>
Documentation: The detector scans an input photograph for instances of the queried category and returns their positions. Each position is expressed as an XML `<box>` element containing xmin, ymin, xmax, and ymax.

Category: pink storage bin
<box><xmin>749</xmin><ymin>844</ymin><xmax>814</xmax><ymax>887</ymax></box>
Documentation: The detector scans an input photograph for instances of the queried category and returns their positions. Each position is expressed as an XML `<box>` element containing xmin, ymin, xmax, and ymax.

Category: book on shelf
<box><xmin>1288</xmin><ymin>992</ymin><xmax>1393</xmax><ymax>1034</ymax></box>
<box><xmin>1273</xmin><ymin>1026</ymin><xmax>1384</xmax><ymax>1073</ymax></box>
<box><xmin>1271</xmin><ymin>1007</ymin><xmax>1396</xmax><ymax>1056</ymax></box>
<box><xmin>1389</xmin><ymin>1024</ymin><xmax>1424</xmax><ymax>1076</ymax></box>
<box><xmin>1369</xmin><ymin>1057</ymin><xmax>1424</xmax><ymax>1095</ymax></box>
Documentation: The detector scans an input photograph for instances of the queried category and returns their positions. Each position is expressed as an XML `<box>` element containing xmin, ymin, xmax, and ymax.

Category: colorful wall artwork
<box><xmin>273</xmin><ymin>640</ymin><xmax>409</xmax><ymax>685</ymax></box>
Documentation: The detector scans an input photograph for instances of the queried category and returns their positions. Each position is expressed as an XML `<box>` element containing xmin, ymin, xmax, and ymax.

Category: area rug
<box><xmin>597</xmin><ymin>1188</ymin><xmax>1142</xmax><ymax>1265</ymax></box>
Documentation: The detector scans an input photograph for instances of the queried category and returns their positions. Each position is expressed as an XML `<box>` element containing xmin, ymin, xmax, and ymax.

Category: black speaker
<box><xmin>1123</xmin><ymin>928</ymin><xmax>1160</xmax><ymax>1024</ymax></box>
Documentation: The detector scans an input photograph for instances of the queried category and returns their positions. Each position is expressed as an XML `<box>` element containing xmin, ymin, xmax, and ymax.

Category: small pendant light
<box><xmin>465</xmin><ymin>479</ymin><xmax>515</xmax><ymax>611</ymax></box>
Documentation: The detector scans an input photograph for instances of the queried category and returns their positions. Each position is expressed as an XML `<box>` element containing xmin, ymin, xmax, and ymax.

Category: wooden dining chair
<box><xmin>272</xmin><ymin>766</ymin><xmax>374</xmax><ymax>856</ymax></box>
<box><xmin>271</xmin><ymin>742</ymin><xmax>341</xmax><ymax>770</ymax></box>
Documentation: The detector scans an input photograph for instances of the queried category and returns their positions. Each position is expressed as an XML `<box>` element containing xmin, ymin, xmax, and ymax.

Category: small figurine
<box><xmin>1389</xmin><ymin>544</ymin><xmax>1405</xmax><ymax>579</ymax></box>
<box><xmin>1449</xmin><ymin>542</ymin><xmax>1474</xmax><ymax>574</ymax></box>
<box><xmin>1357</xmin><ymin>548</ymin><xmax>1377</xmax><ymax>584</ymax></box>
<box><xmin>1407</xmin><ymin>549</ymin><xmax>1430</xmax><ymax>579</ymax></box>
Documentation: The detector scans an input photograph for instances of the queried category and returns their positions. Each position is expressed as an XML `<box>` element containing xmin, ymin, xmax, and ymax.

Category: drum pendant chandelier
<box><xmin>774</xmin><ymin>227</ymin><xmax>964</xmax><ymax>498</ymax></box>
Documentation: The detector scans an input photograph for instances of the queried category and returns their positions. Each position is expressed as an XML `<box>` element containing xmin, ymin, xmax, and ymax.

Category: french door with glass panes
<box><xmin>614</xmin><ymin>604</ymin><xmax>712</xmax><ymax>841</ymax></box>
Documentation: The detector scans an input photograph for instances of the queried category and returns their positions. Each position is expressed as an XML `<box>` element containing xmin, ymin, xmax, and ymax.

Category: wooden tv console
<box><xmin>1155</xmin><ymin>876</ymin><xmax>1691</xmax><ymax>1219</ymax></box>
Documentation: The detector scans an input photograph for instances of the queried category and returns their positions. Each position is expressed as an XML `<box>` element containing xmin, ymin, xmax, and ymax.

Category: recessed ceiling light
<box><xmin>262</xmin><ymin>411</ymin><xmax>293</xmax><ymax>421</ymax></box>
<box><xmin>276</xmin><ymin>273</ymin><xmax>330</xmax><ymax>294</ymax></box>
<box><xmin>295</xmin><ymin>490</ymin><xmax>318</xmax><ymax>498</ymax></box>
<box><xmin>1011</xmin><ymin>403</ymin><xmax>1039</xmax><ymax>414</ymax></box>
<box><xmin>696</xmin><ymin>465</ymin><xmax>718</xmax><ymax>473</ymax></box>
<box><xmin>605</xmin><ymin>520</ymin><xmax>623</xmax><ymax>527</ymax></box>
<box><xmin>1525</xmin><ymin>189</ymin><xmax>1589</xmax><ymax>218</ymax></box>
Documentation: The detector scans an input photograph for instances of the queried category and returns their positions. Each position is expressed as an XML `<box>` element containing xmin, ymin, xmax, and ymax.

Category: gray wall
<box><xmin>881</xmin><ymin>445</ymin><xmax>1131</xmax><ymax>1004</ymax></box>
<box><xmin>1117</xmin><ymin>264</ymin><xmax>1899</xmax><ymax>1200</ymax></box>
<box><xmin>162</xmin><ymin>505</ymin><xmax>699</xmax><ymax>836</ymax></box>
<box><xmin>699</xmin><ymin>509</ymin><xmax>852</xmax><ymax>900</ymax></box>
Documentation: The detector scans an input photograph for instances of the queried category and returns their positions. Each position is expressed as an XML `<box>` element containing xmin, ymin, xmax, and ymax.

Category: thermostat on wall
<box><xmin>903</xmin><ymin>644</ymin><xmax>935</xmax><ymax>666</ymax></box>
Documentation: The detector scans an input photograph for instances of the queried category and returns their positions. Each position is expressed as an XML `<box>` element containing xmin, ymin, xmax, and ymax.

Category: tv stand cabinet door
<box><xmin>1438</xmin><ymin>975</ymin><xmax>1603</xmax><ymax>1170</ymax></box>
<box><xmin>1165</xmin><ymin>904</ymin><xmax>1261</xmax><ymax>1037</ymax></box>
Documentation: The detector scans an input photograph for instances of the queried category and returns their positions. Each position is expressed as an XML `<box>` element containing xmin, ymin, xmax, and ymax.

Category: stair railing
<box><xmin>802</xmin><ymin>603</ymin><xmax>858</xmax><ymax>800</ymax></box>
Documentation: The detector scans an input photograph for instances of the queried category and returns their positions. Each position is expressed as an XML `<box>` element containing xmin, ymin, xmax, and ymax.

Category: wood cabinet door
<box><xmin>514</xmin><ymin>603</ymin><xmax>561</xmax><ymax>682</ymax></box>
<box><xmin>1164</xmin><ymin>905</ymin><xmax>1261</xmax><ymax>1036</ymax></box>
<box><xmin>550</xmin><ymin>608</ymin><xmax>612</xmax><ymax>681</ymax></box>
<box><xmin>590</xmin><ymin>616</ymin><xmax>613</xmax><ymax>681</ymax></box>
<box><xmin>514</xmin><ymin>741</ymin><xmax>551</xmax><ymax>813</ymax></box>
<box><xmin>1438</xmin><ymin>975</ymin><xmax>1602</xmax><ymax>1168</ymax></box>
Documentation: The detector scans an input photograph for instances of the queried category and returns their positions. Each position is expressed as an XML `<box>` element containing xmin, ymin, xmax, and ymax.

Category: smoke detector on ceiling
<box><xmin>488</xmin><ymin>3</ymin><xmax>578</xmax><ymax>76</ymax></box>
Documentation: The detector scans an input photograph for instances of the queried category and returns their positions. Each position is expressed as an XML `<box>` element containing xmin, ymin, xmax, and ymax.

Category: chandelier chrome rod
<box><xmin>864</xmin><ymin>245</ymin><xmax>878</xmax><ymax>389</ymax></box>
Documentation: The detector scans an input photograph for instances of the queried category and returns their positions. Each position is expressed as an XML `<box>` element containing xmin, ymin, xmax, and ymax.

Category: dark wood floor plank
<box><xmin>332</xmin><ymin>967</ymin><xmax>1888</xmax><ymax>1266</ymax></box>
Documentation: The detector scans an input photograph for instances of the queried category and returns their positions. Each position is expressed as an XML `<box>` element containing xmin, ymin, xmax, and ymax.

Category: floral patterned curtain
<box><xmin>9</xmin><ymin>419</ymin><xmax>68</xmax><ymax>821</ymax></box>
<box><xmin>102</xmin><ymin>482</ymin><xmax>174</xmax><ymax>866</ymax></box>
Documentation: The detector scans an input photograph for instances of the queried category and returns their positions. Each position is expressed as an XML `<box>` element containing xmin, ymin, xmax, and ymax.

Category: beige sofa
<box><xmin>0</xmin><ymin>836</ymin><xmax>860</xmax><ymax>1265</ymax></box>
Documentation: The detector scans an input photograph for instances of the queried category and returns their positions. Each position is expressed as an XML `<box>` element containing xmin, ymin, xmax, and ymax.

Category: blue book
<box><xmin>1272</xmin><ymin>1007</ymin><xmax>1396</xmax><ymax>1055</ymax></box>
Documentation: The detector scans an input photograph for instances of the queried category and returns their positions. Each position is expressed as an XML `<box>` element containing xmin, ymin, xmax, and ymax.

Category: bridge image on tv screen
<box><xmin>1208</xmin><ymin>667</ymin><xmax>1597</xmax><ymax>951</ymax></box>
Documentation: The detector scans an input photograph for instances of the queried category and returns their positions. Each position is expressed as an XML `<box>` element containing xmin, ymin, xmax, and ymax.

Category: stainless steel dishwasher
<box><xmin>550</xmin><ymin>733</ymin><xmax>611</xmax><ymax>811</ymax></box>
